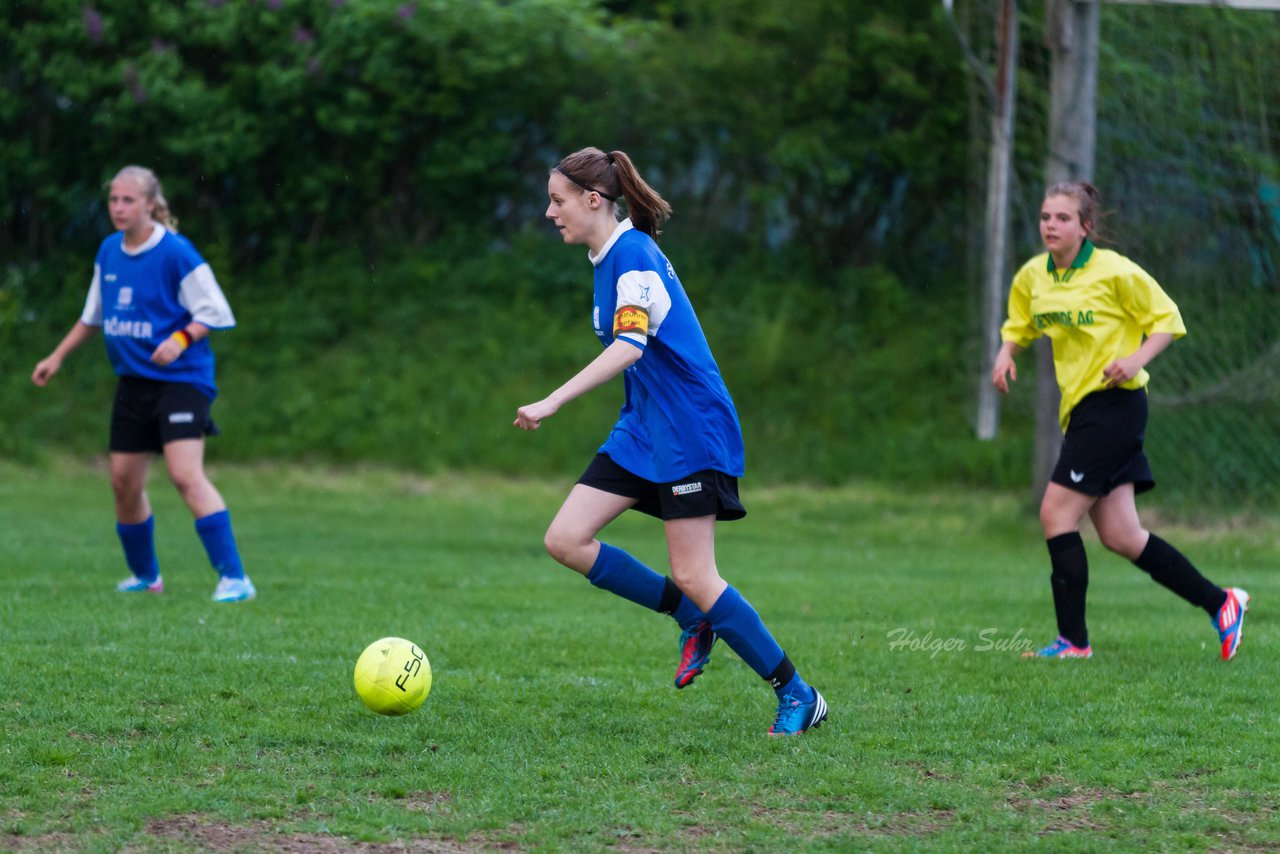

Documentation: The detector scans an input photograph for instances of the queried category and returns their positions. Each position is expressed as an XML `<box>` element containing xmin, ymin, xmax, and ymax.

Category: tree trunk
<box><xmin>1036</xmin><ymin>0</ymin><xmax>1100</xmax><ymax>494</ymax></box>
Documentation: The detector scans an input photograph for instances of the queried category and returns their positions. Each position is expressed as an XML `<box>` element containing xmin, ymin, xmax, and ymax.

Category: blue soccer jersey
<box><xmin>79</xmin><ymin>223</ymin><xmax>235</xmax><ymax>399</ymax></box>
<box><xmin>588</xmin><ymin>220</ymin><xmax>745</xmax><ymax>482</ymax></box>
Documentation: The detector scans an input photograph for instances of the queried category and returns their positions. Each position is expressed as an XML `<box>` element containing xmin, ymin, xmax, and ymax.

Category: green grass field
<box><xmin>1</xmin><ymin>458</ymin><xmax>1276</xmax><ymax>852</ymax></box>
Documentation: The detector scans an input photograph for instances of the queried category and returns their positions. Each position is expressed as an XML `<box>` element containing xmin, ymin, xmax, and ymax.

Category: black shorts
<box><xmin>1052</xmin><ymin>388</ymin><xmax>1154</xmax><ymax>496</ymax></box>
<box><xmin>109</xmin><ymin>376</ymin><xmax>220</xmax><ymax>454</ymax></box>
<box><xmin>576</xmin><ymin>453</ymin><xmax>747</xmax><ymax>521</ymax></box>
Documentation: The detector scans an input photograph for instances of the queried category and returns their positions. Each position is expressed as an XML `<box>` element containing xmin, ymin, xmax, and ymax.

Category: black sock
<box><xmin>657</xmin><ymin>577</ymin><xmax>683</xmax><ymax>615</ymax></box>
<box><xmin>1047</xmin><ymin>532</ymin><xmax>1089</xmax><ymax>648</ymax></box>
<box><xmin>1133</xmin><ymin>534</ymin><xmax>1226</xmax><ymax>617</ymax></box>
<box><xmin>765</xmin><ymin>654</ymin><xmax>796</xmax><ymax>693</ymax></box>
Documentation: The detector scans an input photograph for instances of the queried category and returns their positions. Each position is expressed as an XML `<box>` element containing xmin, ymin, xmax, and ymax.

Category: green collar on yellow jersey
<box><xmin>1047</xmin><ymin>238</ymin><xmax>1095</xmax><ymax>282</ymax></box>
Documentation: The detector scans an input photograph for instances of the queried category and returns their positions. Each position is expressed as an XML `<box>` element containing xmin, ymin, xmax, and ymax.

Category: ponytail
<box><xmin>607</xmin><ymin>150</ymin><xmax>671</xmax><ymax>240</ymax></box>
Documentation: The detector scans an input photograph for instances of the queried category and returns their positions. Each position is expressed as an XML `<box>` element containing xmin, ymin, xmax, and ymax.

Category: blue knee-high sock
<box><xmin>706</xmin><ymin>585</ymin><xmax>812</xmax><ymax>700</ymax></box>
<box><xmin>587</xmin><ymin>543</ymin><xmax>706</xmax><ymax>628</ymax></box>
<box><xmin>117</xmin><ymin>516</ymin><xmax>160</xmax><ymax>583</ymax></box>
<box><xmin>195</xmin><ymin>510</ymin><xmax>245</xmax><ymax>580</ymax></box>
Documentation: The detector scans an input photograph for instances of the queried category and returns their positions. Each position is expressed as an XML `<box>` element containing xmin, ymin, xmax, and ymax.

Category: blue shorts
<box><xmin>577</xmin><ymin>453</ymin><xmax>747</xmax><ymax>521</ymax></box>
<box><xmin>1052</xmin><ymin>388</ymin><xmax>1155</xmax><ymax>496</ymax></box>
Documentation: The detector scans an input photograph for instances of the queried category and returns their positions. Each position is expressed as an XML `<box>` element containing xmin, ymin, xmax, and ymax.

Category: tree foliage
<box><xmin>1</xmin><ymin>0</ymin><xmax>968</xmax><ymax>274</ymax></box>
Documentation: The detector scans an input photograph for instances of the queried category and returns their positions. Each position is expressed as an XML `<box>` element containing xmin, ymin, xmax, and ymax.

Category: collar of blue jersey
<box><xmin>121</xmin><ymin>222</ymin><xmax>167</xmax><ymax>257</ymax></box>
<box><xmin>589</xmin><ymin>218</ymin><xmax>634</xmax><ymax>267</ymax></box>
<box><xmin>1046</xmin><ymin>237</ymin><xmax>1095</xmax><ymax>273</ymax></box>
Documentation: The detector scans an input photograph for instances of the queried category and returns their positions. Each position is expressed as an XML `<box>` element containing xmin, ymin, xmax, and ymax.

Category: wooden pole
<box><xmin>977</xmin><ymin>0</ymin><xmax>1019</xmax><ymax>440</ymax></box>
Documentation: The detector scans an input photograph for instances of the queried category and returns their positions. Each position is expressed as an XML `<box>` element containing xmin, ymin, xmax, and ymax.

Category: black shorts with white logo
<box><xmin>1051</xmin><ymin>387</ymin><xmax>1154</xmax><ymax>497</ymax></box>
<box><xmin>577</xmin><ymin>453</ymin><xmax>747</xmax><ymax>521</ymax></box>
<box><xmin>109</xmin><ymin>376</ymin><xmax>220</xmax><ymax>454</ymax></box>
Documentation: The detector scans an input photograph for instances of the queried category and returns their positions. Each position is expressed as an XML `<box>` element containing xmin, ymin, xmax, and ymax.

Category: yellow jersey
<box><xmin>1000</xmin><ymin>240</ymin><xmax>1186</xmax><ymax>431</ymax></box>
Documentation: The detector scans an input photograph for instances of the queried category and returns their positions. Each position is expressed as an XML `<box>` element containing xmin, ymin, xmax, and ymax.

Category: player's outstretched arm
<box><xmin>32</xmin><ymin>322</ymin><xmax>99</xmax><ymax>387</ymax></box>
<box><xmin>514</xmin><ymin>339</ymin><xmax>643</xmax><ymax>431</ymax></box>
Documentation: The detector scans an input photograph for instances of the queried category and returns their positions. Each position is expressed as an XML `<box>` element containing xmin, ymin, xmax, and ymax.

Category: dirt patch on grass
<box><xmin>3</xmin><ymin>833</ymin><xmax>86</xmax><ymax>852</ymax></box>
<box><xmin>367</xmin><ymin>791</ymin><xmax>454</xmax><ymax>814</ymax></box>
<box><xmin>1207</xmin><ymin>835</ymin><xmax>1280</xmax><ymax>854</ymax></box>
<box><xmin>750</xmin><ymin>805</ymin><xmax>956</xmax><ymax>838</ymax></box>
<box><xmin>1006</xmin><ymin>780</ymin><xmax>1148</xmax><ymax>835</ymax></box>
<box><xmin>123</xmin><ymin>814</ymin><xmax>519</xmax><ymax>853</ymax></box>
<box><xmin>1008</xmin><ymin>780</ymin><xmax>1280</xmax><ymax>840</ymax></box>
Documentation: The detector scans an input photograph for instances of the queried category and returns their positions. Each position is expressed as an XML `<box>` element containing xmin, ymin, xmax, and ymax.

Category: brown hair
<box><xmin>1044</xmin><ymin>180</ymin><xmax>1107</xmax><ymax>242</ymax></box>
<box><xmin>553</xmin><ymin>147</ymin><xmax>672</xmax><ymax>240</ymax></box>
<box><xmin>113</xmin><ymin>165</ymin><xmax>179</xmax><ymax>232</ymax></box>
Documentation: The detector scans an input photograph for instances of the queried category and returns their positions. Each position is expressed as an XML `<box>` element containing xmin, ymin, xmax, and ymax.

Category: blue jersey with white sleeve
<box><xmin>589</xmin><ymin>219</ymin><xmax>745</xmax><ymax>481</ymax></box>
<box><xmin>79</xmin><ymin>223</ymin><xmax>235</xmax><ymax>400</ymax></box>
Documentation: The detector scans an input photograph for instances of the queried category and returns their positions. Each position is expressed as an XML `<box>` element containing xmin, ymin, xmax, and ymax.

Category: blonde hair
<box><xmin>553</xmin><ymin>147</ymin><xmax>672</xmax><ymax>240</ymax></box>
<box><xmin>113</xmin><ymin>165</ymin><xmax>179</xmax><ymax>232</ymax></box>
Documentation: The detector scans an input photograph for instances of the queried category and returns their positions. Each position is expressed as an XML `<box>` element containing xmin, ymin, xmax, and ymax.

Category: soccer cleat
<box><xmin>768</xmin><ymin>687</ymin><xmax>828</xmax><ymax>736</ymax></box>
<box><xmin>212</xmin><ymin>576</ymin><xmax>256</xmax><ymax>603</ymax></box>
<box><xmin>1215</xmin><ymin>587</ymin><xmax>1250</xmax><ymax>661</ymax></box>
<box><xmin>1022</xmin><ymin>635</ymin><xmax>1092</xmax><ymax>659</ymax></box>
<box><xmin>674</xmin><ymin>621</ymin><xmax>717</xmax><ymax>689</ymax></box>
<box><xmin>116</xmin><ymin>575</ymin><xmax>163</xmax><ymax>593</ymax></box>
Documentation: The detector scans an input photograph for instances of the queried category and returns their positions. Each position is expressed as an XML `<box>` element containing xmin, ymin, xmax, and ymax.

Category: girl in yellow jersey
<box><xmin>992</xmin><ymin>181</ymin><xmax>1249</xmax><ymax>661</ymax></box>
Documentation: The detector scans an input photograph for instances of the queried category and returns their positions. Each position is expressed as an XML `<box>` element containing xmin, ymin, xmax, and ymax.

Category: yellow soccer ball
<box><xmin>353</xmin><ymin>637</ymin><xmax>432</xmax><ymax>716</ymax></box>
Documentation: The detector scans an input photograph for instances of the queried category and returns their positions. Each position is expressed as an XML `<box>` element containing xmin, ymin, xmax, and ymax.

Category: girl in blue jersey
<box><xmin>32</xmin><ymin>166</ymin><xmax>255</xmax><ymax>603</ymax></box>
<box><xmin>514</xmin><ymin>147</ymin><xmax>826</xmax><ymax>735</ymax></box>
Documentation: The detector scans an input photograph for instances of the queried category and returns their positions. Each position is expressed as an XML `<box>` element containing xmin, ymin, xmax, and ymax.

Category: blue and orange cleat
<box><xmin>674</xmin><ymin>621</ymin><xmax>716</xmax><ymax>689</ymax></box>
<box><xmin>768</xmin><ymin>687</ymin><xmax>828</xmax><ymax>736</ymax></box>
<box><xmin>1215</xmin><ymin>587</ymin><xmax>1250</xmax><ymax>661</ymax></box>
<box><xmin>116</xmin><ymin>575</ymin><xmax>163</xmax><ymax>593</ymax></box>
<box><xmin>1022</xmin><ymin>635</ymin><xmax>1092</xmax><ymax>659</ymax></box>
